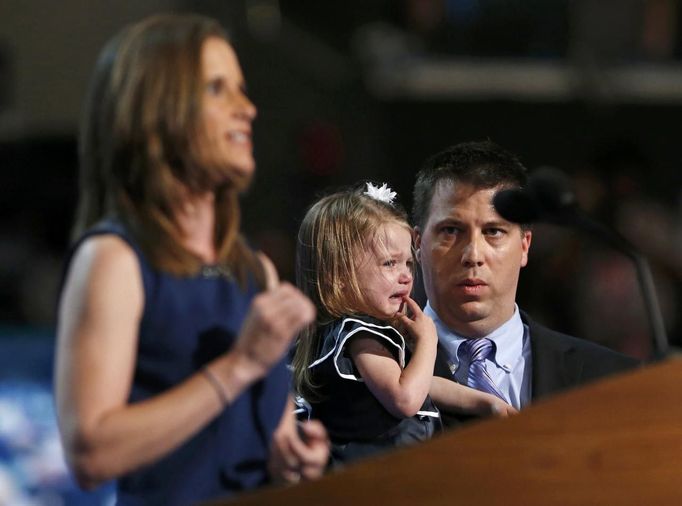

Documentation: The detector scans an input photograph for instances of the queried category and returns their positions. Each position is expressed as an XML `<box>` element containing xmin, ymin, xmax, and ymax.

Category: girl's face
<box><xmin>196</xmin><ymin>37</ymin><xmax>257</xmax><ymax>178</ymax></box>
<box><xmin>355</xmin><ymin>222</ymin><xmax>414</xmax><ymax>320</ymax></box>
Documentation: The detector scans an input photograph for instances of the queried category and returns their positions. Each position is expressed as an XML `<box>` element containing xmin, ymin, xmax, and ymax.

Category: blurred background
<box><xmin>1</xmin><ymin>1</ymin><xmax>680</xmax><ymax>503</ymax></box>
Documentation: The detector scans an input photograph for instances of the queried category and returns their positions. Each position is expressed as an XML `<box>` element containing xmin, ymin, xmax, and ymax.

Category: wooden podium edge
<box><xmin>207</xmin><ymin>357</ymin><xmax>682</xmax><ymax>505</ymax></box>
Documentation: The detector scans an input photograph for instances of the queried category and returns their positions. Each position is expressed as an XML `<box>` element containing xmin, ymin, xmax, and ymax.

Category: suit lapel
<box><xmin>526</xmin><ymin>314</ymin><xmax>584</xmax><ymax>400</ymax></box>
<box><xmin>434</xmin><ymin>342</ymin><xmax>453</xmax><ymax>379</ymax></box>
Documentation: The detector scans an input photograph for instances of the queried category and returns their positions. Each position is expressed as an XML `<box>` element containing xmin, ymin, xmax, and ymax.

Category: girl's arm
<box><xmin>348</xmin><ymin>297</ymin><xmax>437</xmax><ymax>418</ymax></box>
<box><xmin>55</xmin><ymin>236</ymin><xmax>315</xmax><ymax>489</ymax></box>
<box><xmin>430</xmin><ymin>376</ymin><xmax>518</xmax><ymax>417</ymax></box>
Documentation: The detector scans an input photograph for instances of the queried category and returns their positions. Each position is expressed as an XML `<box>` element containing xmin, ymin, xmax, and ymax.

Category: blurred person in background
<box><xmin>54</xmin><ymin>13</ymin><xmax>328</xmax><ymax>506</ymax></box>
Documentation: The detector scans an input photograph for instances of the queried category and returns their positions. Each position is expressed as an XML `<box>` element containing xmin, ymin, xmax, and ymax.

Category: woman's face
<box><xmin>197</xmin><ymin>37</ymin><xmax>257</xmax><ymax>179</ymax></box>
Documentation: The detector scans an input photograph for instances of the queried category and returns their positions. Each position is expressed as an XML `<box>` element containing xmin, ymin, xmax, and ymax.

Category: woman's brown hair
<box><xmin>75</xmin><ymin>13</ymin><xmax>262</xmax><ymax>286</ymax></box>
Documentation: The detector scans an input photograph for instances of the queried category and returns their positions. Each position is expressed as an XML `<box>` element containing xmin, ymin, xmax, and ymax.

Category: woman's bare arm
<box><xmin>55</xmin><ymin>236</ymin><xmax>315</xmax><ymax>488</ymax></box>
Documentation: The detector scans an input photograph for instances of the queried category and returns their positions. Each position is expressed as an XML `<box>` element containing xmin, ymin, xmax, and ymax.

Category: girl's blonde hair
<box><xmin>292</xmin><ymin>185</ymin><xmax>412</xmax><ymax>399</ymax></box>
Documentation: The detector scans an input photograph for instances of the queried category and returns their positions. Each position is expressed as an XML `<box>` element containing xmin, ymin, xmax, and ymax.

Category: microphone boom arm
<box><xmin>571</xmin><ymin>210</ymin><xmax>669</xmax><ymax>360</ymax></box>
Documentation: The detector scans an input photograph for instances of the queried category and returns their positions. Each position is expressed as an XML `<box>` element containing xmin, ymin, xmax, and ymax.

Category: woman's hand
<box><xmin>268</xmin><ymin>399</ymin><xmax>330</xmax><ymax>484</ymax></box>
<box><xmin>230</xmin><ymin>254</ymin><xmax>316</xmax><ymax>383</ymax></box>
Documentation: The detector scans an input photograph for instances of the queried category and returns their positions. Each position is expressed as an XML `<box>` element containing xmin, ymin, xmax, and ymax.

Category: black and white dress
<box><xmin>305</xmin><ymin>315</ymin><xmax>441</xmax><ymax>465</ymax></box>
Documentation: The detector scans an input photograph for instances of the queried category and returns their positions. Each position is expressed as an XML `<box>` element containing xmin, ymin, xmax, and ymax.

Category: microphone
<box><xmin>493</xmin><ymin>165</ymin><xmax>669</xmax><ymax>360</ymax></box>
<box><xmin>492</xmin><ymin>166</ymin><xmax>578</xmax><ymax>225</ymax></box>
<box><xmin>493</xmin><ymin>166</ymin><xmax>630</xmax><ymax>252</ymax></box>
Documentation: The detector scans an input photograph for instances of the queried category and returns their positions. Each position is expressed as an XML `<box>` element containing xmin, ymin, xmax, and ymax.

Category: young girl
<box><xmin>292</xmin><ymin>182</ymin><xmax>515</xmax><ymax>465</ymax></box>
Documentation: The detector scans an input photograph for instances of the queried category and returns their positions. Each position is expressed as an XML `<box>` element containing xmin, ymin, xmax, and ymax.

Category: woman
<box><xmin>55</xmin><ymin>13</ymin><xmax>328</xmax><ymax>505</ymax></box>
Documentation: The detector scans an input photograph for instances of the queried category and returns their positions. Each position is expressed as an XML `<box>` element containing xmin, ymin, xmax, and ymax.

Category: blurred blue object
<box><xmin>0</xmin><ymin>326</ymin><xmax>115</xmax><ymax>505</ymax></box>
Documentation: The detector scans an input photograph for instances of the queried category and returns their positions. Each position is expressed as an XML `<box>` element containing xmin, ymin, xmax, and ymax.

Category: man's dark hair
<box><xmin>412</xmin><ymin>140</ymin><xmax>528</xmax><ymax>229</ymax></box>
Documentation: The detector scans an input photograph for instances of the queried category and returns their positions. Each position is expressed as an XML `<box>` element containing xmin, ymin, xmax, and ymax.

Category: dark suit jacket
<box><xmin>433</xmin><ymin>310</ymin><xmax>641</xmax><ymax>428</ymax></box>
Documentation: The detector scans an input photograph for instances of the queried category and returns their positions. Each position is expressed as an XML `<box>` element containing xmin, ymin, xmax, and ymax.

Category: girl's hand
<box><xmin>487</xmin><ymin>397</ymin><xmax>519</xmax><ymax>418</ymax></box>
<box><xmin>465</xmin><ymin>390</ymin><xmax>518</xmax><ymax>418</ymax></box>
<box><xmin>430</xmin><ymin>376</ymin><xmax>519</xmax><ymax>419</ymax></box>
<box><xmin>394</xmin><ymin>296</ymin><xmax>437</xmax><ymax>349</ymax></box>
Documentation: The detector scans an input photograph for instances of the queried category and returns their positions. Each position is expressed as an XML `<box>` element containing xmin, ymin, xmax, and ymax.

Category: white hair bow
<box><xmin>364</xmin><ymin>182</ymin><xmax>397</xmax><ymax>205</ymax></box>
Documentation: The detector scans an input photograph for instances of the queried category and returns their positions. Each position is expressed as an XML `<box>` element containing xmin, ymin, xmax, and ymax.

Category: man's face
<box><xmin>415</xmin><ymin>181</ymin><xmax>532</xmax><ymax>338</ymax></box>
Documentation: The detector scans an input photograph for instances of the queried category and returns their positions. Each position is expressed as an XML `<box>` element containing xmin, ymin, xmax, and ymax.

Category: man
<box><xmin>413</xmin><ymin>140</ymin><xmax>639</xmax><ymax>427</ymax></box>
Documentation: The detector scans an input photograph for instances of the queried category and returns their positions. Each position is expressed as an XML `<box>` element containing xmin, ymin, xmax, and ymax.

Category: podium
<box><xmin>216</xmin><ymin>358</ymin><xmax>682</xmax><ymax>505</ymax></box>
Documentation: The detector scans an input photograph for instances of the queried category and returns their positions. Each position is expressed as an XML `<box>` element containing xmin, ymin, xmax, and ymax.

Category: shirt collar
<box><xmin>424</xmin><ymin>302</ymin><xmax>524</xmax><ymax>373</ymax></box>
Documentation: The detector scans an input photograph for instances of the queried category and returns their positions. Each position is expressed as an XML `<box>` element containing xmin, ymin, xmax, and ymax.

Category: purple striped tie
<box><xmin>457</xmin><ymin>338</ymin><xmax>506</xmax><ymax>401</ymax></box>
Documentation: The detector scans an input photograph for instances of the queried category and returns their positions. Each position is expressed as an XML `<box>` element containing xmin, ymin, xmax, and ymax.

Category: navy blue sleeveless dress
<box><xmin>64</xmin><ymin>220</ymin><xmax>290</xmax><ymax>505</ymax></box>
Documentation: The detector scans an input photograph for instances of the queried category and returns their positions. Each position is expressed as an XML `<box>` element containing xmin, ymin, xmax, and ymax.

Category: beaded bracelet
<box><xmin>202</xmin><ymin>367</ymin><xmax>229</xmax><ymax>407</ymax></box>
